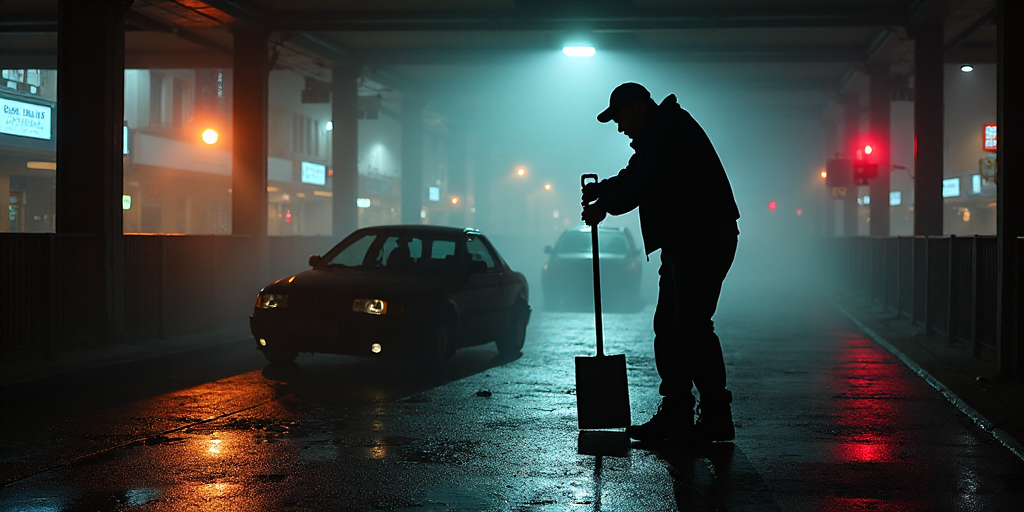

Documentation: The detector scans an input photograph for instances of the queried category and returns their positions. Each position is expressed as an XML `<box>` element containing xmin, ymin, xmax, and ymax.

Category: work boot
<box><xmin>694</xmin><ymin>391</ymin><xmax>735</xmax><ymax>442</ymax></box>
<box><xmin>626</xmin><ymin>398</ymin><xmax>694</xmax><ymax>442</ymax></box>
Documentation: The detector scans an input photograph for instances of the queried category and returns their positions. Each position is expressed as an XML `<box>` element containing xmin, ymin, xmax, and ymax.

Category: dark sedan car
<box><xmin>541</xmin><ymin>226</ymin><xmax>643</xmax><ymax>312</ymax></box>
<box><xmin>250</xmin><ymin>225</ymin><xmax>530</xmax><ymax>367</ymax></box>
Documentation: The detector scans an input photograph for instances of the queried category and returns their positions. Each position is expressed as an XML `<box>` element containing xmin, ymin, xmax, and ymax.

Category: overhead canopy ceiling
<box><xmin>0</xmin><ymin>0</ymin><xmax>998</xmax><ymax>122</ymax></box>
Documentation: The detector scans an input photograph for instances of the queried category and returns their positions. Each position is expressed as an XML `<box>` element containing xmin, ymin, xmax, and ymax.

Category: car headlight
<box><xmin>256</xmin><ymin>293</ymin><xmax>288</xmax><ymax>309</ymax></box>
<box><xmin>353</xmin><ymin>298</ymin><xmax>391</xmax><ymax>315</ymax></box>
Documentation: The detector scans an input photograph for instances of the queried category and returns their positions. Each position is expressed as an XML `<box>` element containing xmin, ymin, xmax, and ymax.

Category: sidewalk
<box><xmin>0</xmin><ymin>328</ymin><xmax>251</xmax><ymax>389</ymax></box>
<box><xmin>829</xmin><ymin>291</ymin><xmax>1024</xmax><ymax>459</ymax></box>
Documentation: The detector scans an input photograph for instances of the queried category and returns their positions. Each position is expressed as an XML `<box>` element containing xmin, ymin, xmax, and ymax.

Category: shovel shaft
<box><xmin>581</xmin><ymin>173</ymin><xmax>604</xmax><ymax>357</ymax></box>
<box><xmin>591</xmin><ymin>225</ymin><xmax>604</xmax><ymax>356</ymax></box>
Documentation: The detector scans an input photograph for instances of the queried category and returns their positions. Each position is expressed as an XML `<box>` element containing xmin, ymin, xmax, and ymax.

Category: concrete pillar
<box><xmin>231</xmin><ymin>31</ymin><xmax>269</xmax><ymax>239</ymax></box>
<box><xmin>332</xmin><ymin>63</ymin><xmax>358</xmax><ymax>237</ymax></box>
<box><xmin>56</xmin><ymin>0</ymin><xmax>127</xmax><ymax>344</ymax></box>
<box><xmin>868</xmin><ymin>65</ymin><xmax>891</xmax><ymax>238</ymax></box>
<box><xmin>401</xmin><ymin>96</ymin><xmax>425</xmax><ymax>224</ymax></box>
<box><xmin>912</xmin><ymin>24</ymin><xmax>944</xmax><ymax>236</ymax></box>
<box><xmin>823</xmin><ymin>121</ymin><xmax>837</xmax><ymax>237</ymax></box>
<box><xmin>448</xmin><ymin>123</ymin><xmax>467</xmax><ymax>228</ymax></box>
<box><xmin>842</xmin><ymin>95</ymin><xmax>860</xmax><ymax>237</ymax></box>
<box><xmin>996</xmin><ymin>0</ymin><xmax>1023</xmax><ymax>376</ymax></box>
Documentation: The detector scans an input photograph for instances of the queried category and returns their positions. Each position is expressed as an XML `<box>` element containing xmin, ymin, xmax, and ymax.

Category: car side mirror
<box><xmin>544</xmin><ymin>245</ymin><xmax>552</xmax><ymax>254</ymax></box>
<box><xmin>308</xmin><ymin>254</ymin><xmax>322</xmax><ymax>267</ymax></box>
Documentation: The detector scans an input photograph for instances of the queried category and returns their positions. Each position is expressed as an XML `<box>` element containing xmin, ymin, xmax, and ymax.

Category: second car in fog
<box><xmin>250</xmin><ymin>225</ymin><xmax>530</xmax><ymax>368</ymax></box>
<box><xmin>541</xmin><ymin>226</ymin><xmax>643</xmax><ymax>312</ymax></box>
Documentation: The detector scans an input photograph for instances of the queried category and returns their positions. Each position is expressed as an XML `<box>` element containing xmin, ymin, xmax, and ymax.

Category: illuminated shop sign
<box><xmin>356</xmin><ymin>197</ymin><xmax>371</xmax><ymax>208</ymax></box>
<box><xmin>1</xmin><ymin>97</ymin><xmax>51</xmax><ymax>140</ymax></box>
<box><xmin>301</xmin><ymin>161</ymin><xmax>326</xmax><ymax>185</ymax></box>
<box><xmin>428</xmin><ymin>186</ymin><xmax>440</xmax><ymax>202</ymax></box>
<box><xmin>889</xmin><ymin>191</ymin><xmax>902</xmax><ymax>206</ymax></box>
<box><xmin>942</xmin><ymin>178</ymin><xmax>960</xmax><ymax>198</ymax></box>
<box><xmin>983</xmin><ymin>124</ymin><xmax>997</xmax><ymax>152</ymax></box>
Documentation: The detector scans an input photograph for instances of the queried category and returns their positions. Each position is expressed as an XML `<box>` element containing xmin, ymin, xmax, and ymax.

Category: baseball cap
<box><xmin>597</xmin><ymin>82</ymin><xmax>651</xmax><ymax>123</ymax></box>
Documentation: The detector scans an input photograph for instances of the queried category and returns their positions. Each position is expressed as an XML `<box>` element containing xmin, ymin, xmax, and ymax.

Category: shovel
<box><xmin>575</xmin><ymin>174</ymin><xmax>631</xmax><ymax>430</ymax></box>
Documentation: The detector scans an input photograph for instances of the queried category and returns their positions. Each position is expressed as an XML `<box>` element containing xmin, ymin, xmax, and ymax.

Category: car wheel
<box><xmin>416</xmin><ymin>319</ymin><xmax>451</xmax><ymax>372</ymax></box>
<box><xmin>262</xmin><ymin>346</ymin><xmax>298</xmax><ymax>364</ymax></box>
<box><xmin>496</xmin><ymin>302</ymin><xmax>527</xmax><ymax>356</ymax></box>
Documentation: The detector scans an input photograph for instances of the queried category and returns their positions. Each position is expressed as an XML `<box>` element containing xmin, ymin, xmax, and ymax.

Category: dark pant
<box><xmin>653</xmin><ymin>235</ymin><xmax>738</xmax><ymax>410</ymax></box>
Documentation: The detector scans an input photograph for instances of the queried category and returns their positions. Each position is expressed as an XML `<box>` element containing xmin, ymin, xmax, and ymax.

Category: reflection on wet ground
<box><xmin>1</xmin><ymin>290</ymin><xmax>1022</xmax><ymax>511</ymax></box>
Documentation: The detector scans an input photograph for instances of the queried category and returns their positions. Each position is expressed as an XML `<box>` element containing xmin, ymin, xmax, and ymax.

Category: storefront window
<box><xmin>123</xmin><ymin>68</ymin><xmax>233</xmax><ymax>234</ymax></box>
<box><xmin>1</xmin><ymin>69</ymin><xmax>57</xmax><ymax>233</ymax></box>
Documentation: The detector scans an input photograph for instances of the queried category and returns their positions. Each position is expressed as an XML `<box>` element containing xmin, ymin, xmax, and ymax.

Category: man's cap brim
<box><xmin>597</xmin><ymin>106</ymin><xmax>617</xmax><ymax>123</ymax></box>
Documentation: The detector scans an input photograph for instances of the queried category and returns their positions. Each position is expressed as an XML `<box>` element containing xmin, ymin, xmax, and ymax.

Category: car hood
<box><xmin>264</xmin><ymin>268</ymin><xmax>456</xmax><ymax>299</ymax></box>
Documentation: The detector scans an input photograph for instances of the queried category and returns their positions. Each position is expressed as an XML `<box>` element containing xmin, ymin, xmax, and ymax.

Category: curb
<box><xmin>0</xmin><ymin>335</ymin><xmax>251</xmax><ymax>393</ymax></box>
<box><xmin>830</xmin><ymin>299</ymin><xmax>1024</xmax><ymax>465</ymax></box>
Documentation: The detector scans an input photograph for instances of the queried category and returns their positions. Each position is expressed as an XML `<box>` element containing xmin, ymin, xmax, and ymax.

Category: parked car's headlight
<box><xmin>257</xmin><ymin>293</ymin><xmax>288</xmax><ymax>309</ymax></box>
<box><xmin>353</xmin><ymin>298</ymin><xmax>391</xmax><ymax>315</ymax></box>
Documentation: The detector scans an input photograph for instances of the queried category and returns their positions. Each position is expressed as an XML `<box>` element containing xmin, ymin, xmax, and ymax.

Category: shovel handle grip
<box><xmin>581</xmin><ymin>174</ymin><xmax>598</xmax><ymax>189</ymax></box>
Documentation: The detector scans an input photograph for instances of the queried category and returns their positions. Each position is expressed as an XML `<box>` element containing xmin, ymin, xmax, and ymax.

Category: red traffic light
<box><xmin>768</xmin><ymin>201</ymin><xmax>777</xmax><ymax>212</ymax></box>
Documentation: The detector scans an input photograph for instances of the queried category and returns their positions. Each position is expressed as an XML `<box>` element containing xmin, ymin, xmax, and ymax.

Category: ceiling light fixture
<box><xmin>562</xmin><ymin>45</ymin><xmax>595</xmax><ymax>57</ymax></box>
<box><xmin>960</xmin><ymin>64</ymin><xmax>974</xmax><ymax>73</ymax></box>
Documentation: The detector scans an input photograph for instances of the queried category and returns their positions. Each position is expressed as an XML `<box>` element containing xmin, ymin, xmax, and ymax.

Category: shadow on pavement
<box><xmin>260</xmin><ymin>346</ymin><xmax>522</xmax><ymax>407</ymax></box>
<box><xmin>632</xmin><ymin>441</ymin><xmax>782</xmax><ymax>512</ymax></box>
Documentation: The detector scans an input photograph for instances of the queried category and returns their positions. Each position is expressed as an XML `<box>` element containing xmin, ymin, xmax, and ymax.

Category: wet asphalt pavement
<box><xmin>1</xmin><ymin>286</ymin><xmax>1022</xmax><ymax>511</ymax></box>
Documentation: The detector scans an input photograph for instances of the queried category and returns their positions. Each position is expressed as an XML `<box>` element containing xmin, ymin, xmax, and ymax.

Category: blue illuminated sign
<box><xmin>1</xmin><ymin>97</ymin><xmax>51</xmax><ymax>140</ymax></box>
<box><xmin>301</xmin><ymin>161</ymin><xmax>326</xmax><ymax>185</ymax></box>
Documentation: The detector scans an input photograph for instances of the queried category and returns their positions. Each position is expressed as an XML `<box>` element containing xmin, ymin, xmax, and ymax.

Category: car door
<box><xmin>461</xmin><ymin>235</ymin><xmax>504</xmax><ymax>342</ymax></box>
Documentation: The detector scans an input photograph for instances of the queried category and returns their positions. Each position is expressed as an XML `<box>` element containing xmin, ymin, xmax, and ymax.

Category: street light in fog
<box><xmin>201</xmin><ymin>128</ymin><xmax>219</xmax><ymax>145</ymax></box>
<box><xmin>516</xmin><ymin>167</ymin><xmax>527</xmax><ymax>177</ymax></box>
<box><xmin>544</xmin><ymin>184</ymin><xmax>552</xmax><ymax>191</ymax></box>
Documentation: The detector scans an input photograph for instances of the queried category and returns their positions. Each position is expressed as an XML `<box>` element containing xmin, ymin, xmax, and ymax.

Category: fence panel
<box><xmin>884</xmin><ymin>238</ymin><xmax>899</xmax><ymax>311</ymax></box>
<box><xmin>897</xmin><ymin>237</ymin><xmax>914</xmax><ymax>319</ymax></box>
<box><xmin>948</xmin><ymin>237</ymin><xmax>974</xmax><ymax>344</ymax></box>
<box><xmin>926</xmin><ymin>237</ymin><xmax>951</xmax><ymax>334</ymax></box>
<box><xmin>163</xmin><ymin>236</ymin><xmax>217</xmax><ymax>335</ymax></box>
<box><xmin>973</xmin><ymin>236</ymin><xmax>998</xmax><ymax>353</ymax></box>
<box><xmin>124</xmin><ymin>236</ymin><xmax>165</xmax><ymax>341</ymax></box>
<box><xmin>871</xmin><ymin>238</ymin><xmax>885</xmax><ymax>303</ymax></box>
<box><xmin>51</xmin><ymin>235</ymin><xmax>103</xmax><ymax>343</ymax></box>
<box><xmin>912</xmin><ymin>237</ymin><xmax>927</xmax><ymax>325</ymax></box>
<box><xmin>0</xmin><ymin>234</ymin><xmax>51</xmax><ymax>354</ymax></box>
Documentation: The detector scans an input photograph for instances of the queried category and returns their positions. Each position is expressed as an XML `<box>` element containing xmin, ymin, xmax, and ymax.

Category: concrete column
<box><xmin>448</xmin><ymin>123</ymin><xmax>467</xmax><ymax>228</ymax></box>
<box><xmin>842</xmin><ymin>95</ymin><xmax>860</xmax><ymax>237</ymax></box>
<box><xmin>912</xmin><ymin>24</ymin><xmax>945</xmax><ymax>236</ymax></box>
<box><xmin>868</xmin><ymin>65</ymin><xmax>891</xmax><ymax>237</ymax></box>
<box><xmin>996</xmin><ymin>0</ymin><xmax>1023</xmax><ymax>376</ymax></box>
<box><xmin>823</xmin><ymin>121</ymin><xmax>837</xmax><ymax>237</ymax></box>
<box><xmin>231</xmin><ymin>31</ymin><xmax>268</xmax><ymax>238</ymax></box>
<box><xmin>332</xmin><ymin>63</ymin><xmax>358</xmax><ymax>237</ymax></box>
<box><xmin>401</xmin><ymin>95</ymin><xmax>425</xmax><ymax>224</ymax></box>
<box><xmin>56</xmin><ymin>0</ymin><xmax>127</xmax><ymax>344</ymax></box>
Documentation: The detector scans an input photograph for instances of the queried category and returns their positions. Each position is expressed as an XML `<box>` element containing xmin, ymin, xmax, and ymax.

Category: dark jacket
<box><xmin>596</xmin><ymin>94</ymin><xmax>740</xmax><ymax>256</ymax></box>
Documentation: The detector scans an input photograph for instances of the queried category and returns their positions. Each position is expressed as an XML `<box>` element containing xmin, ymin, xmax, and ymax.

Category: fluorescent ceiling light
<box><xmin>562</xmin><ymin>46</ymin><xmax>595</xmax><ymax>57</ymax></box>
<box><xmin>960</xmin><ymin>64</ymin><xmax>974</xmax><ymax>73</ymax></box>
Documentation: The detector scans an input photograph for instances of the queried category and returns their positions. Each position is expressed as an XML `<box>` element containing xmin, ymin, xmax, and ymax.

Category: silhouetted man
<box><xmin>581</xmin><ymin>82</ymin><xmax>740</xmax><ymax>443</ymax></box>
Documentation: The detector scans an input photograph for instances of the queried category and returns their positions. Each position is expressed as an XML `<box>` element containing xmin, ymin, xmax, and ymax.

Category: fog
<box><xmin>392</xmin><ymin>50</ymin><xmax>830</xmax><ymax>310</ymax></box>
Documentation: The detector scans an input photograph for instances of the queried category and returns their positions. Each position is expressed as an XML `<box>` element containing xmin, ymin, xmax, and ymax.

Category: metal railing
<box><xmin>832</xmin><ymin>235</ymin><xmax>1000</xmax><ymax>354</ymax></box>
<box><xmin>1</xmin><ymin>233</ymin><xmax>338</xmax><ymax>356</ymax></box>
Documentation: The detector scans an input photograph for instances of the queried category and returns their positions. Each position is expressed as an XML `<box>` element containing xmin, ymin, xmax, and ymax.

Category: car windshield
<box><xmin>554</xmin><ymin>229</ymin><xmax>629</xmax><ymax>255</ymax></box>
<box><xmin>324</xmin><ymin>232</ymin><xmax>461</xmax><ymax>274</ymax></box>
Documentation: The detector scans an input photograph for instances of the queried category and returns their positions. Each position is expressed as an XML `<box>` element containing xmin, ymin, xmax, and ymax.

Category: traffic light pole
<box><xmin>868</xmin><ymin>65</ymin><xmax>891</xmax><ymax>238</ymax></box>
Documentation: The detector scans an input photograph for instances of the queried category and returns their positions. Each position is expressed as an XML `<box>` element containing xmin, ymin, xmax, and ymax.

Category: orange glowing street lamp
<box><xmin>544</xmin><ymin>183</ymin><xmax>552</xmax><ymax>191</ymax></box>
<box><xmin>820</xmin><ymin>170</ymin><xmax>828</xmax><ymax>179</ymax></box>
<box><xmin>201</xmin><ymin>128</ymin><xmax>219</xmax><ymax>145</ymax></box>
<box><xmin>451</xmin><ymin>196</ymin><xmax>459</xmax><ymax>205</ymax></box>
<box><xmin>516</xmin><ymin>167</ymin><xmax>527</xmax><ymax>177</ymax></box>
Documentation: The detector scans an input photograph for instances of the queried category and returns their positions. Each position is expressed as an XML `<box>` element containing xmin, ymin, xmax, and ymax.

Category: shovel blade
<box><xmin>575</xmin><ymin>354</ymin><xmax>630</xmax><ymax>429</ymax></box>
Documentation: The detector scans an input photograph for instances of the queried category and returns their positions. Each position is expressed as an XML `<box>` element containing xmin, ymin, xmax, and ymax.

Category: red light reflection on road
<box><xmin>832</xmin><ymin>338</ymin><xmax>911</xmax><ymax>464</ymax></box>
